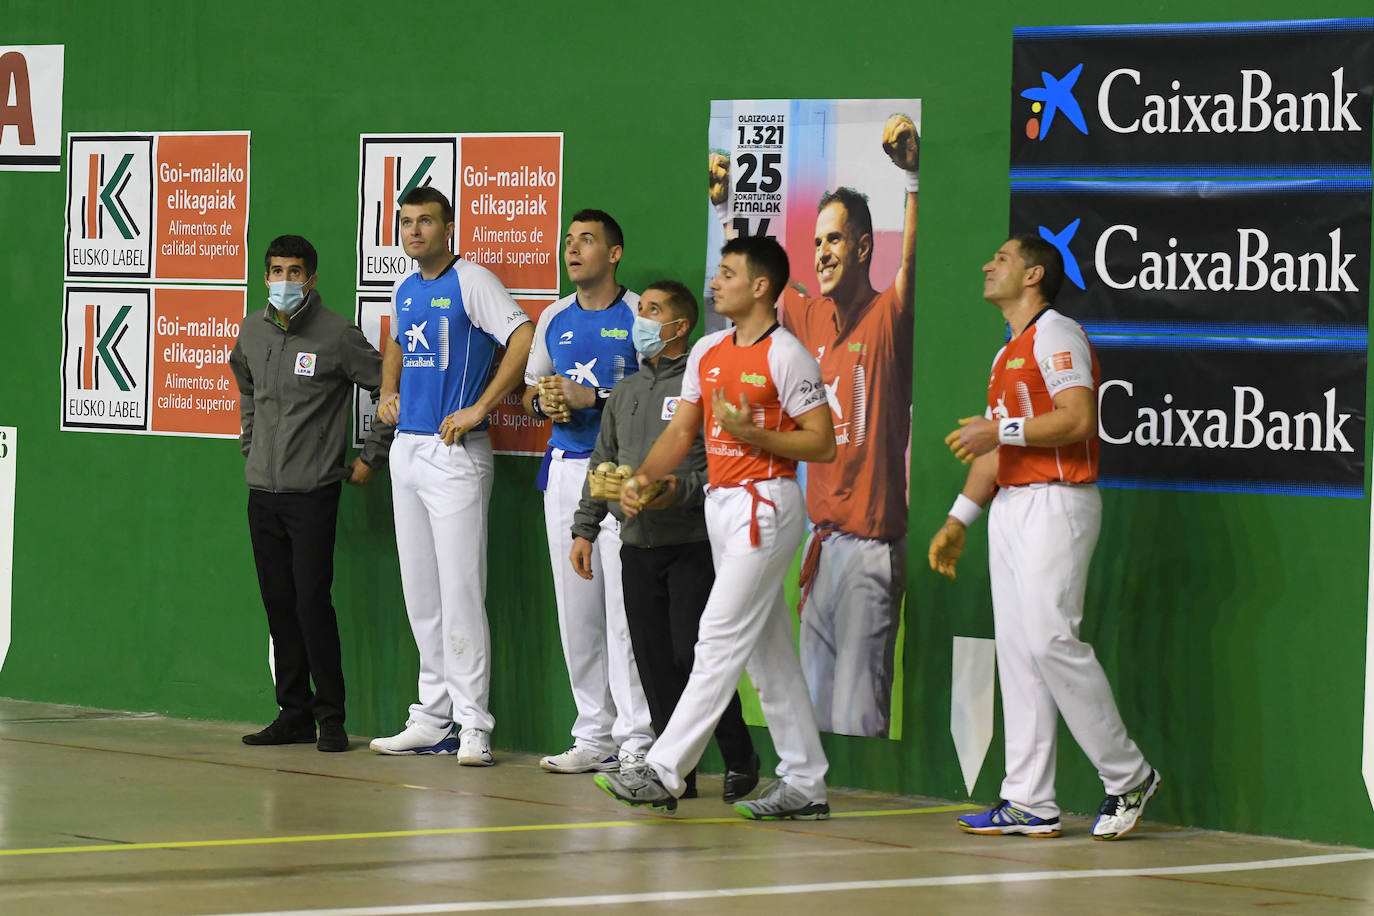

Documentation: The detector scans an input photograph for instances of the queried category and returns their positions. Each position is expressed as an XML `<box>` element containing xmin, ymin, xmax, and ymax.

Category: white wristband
<box><xmin>904</xmin><ymin>170</ymin><xmax>920</xmax><ymax>194</ymax></box>
<box><xmin>947</xmin><ymin>494</ymin><xmax>983</xmax><ymax>527</ymax></box>
<box><xmin>998</xmin><ymin>417</ymin><xmax>1027</xmax><ymax>447</ymax></box>
<box><xmin>714</xmin><ymin>200</ymin><xmax>731</xmax><ymax>224</ymax></box>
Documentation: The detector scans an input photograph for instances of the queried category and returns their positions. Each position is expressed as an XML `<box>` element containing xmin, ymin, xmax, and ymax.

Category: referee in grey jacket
<box><xmin>570</xmin><ymin>280</ymin><xmax>758</xmax><ymax>801</ymax></box>
<box><xmin>229</xmin><ymin>235</ymin><xmax>394</xmax><ymax>752</ymax></box>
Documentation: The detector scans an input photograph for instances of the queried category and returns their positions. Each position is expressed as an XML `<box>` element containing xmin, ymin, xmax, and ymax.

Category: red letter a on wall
<box><xmin>0</xmin><ymin>51</ymin><xmax>36</xmax><ymax>146</ymax></box>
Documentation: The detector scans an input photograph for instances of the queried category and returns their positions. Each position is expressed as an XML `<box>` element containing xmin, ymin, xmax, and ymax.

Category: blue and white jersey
<box><xmin>392</xmin><ymin>258</ymin><xmax>529</xmax><ymax>436</ymax></box>
<box><xmin>524</xmin><ymin>288</ymin><xmax>640</xmax><ymax>452</ymax></box>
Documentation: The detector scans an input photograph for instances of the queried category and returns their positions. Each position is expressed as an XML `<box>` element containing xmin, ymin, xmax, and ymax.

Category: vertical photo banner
<box><xmin>455</xmin><ymin>133</ymin><xmax>562</xmax><ymax>296</ymax></box>
<box><xmin>149</xmin><ymin>287</ymin><xmax>245</xmax><ymax>438</ymax></box>
<box><xmin>704</xmin><ymin>98</ymin><xmax>922</xmax><ymax>739</ymax></box>
<box><xmin>153</xmin><ymin>132</ymin><xmax>250</xmax><ymax>283</ymax></box>
<box><xmin>0</xmin><ymin>45</ymin><xmax>64</xmax><ymax>171</ymax></box>
<box><xmin>357</xmin><ymin>135</ymin><xmax>458</xmax><ymax>289</ymax></box>
<box><xmin>65</xmin><ymin>134</ymin><xmax>155</xmax><ymax>279</ymax></box>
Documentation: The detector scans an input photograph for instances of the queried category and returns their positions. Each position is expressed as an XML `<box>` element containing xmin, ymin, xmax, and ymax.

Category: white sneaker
<box><xmin>1092</xmin><ymin>769</ymin><xmax>1161</xmax><ymax>840</ymax></box>
<box><xmin>618</xmin><ymin>750</ymin><xmax>648</xmax><ymax>776</ymax></box>
<box><xmin>368</xmin><ymin>722</ymin><xmax>456</xmax><ymax>755</ymax></box>
<box><xmin>457</xmin><ymin>728</ymin><xmax>494</xmax><ymax>767</ymax></box>
<box><xmin>540</xmin><ymin>744</ymin><xmax>619</xmax><ymax>773</ymax></box>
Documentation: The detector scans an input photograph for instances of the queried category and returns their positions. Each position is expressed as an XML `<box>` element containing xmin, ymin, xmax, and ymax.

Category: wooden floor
<box><xmin>2</xmin><ymin>699</ymin><xmax>1371</xmax><ymax>915</ymax></box>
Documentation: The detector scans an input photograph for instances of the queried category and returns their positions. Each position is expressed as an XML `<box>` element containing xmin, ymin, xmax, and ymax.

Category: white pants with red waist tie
<box><xmin>988</xmin><ymin>482</ymin><xmax>1152</xmax><ymax>819</ymax></box>
<box><xmin>390</xmin><ymin>431</ymin><xmax>495</xmax><ymax>733</ymax></box>
<box><xmin>646</xmin><ymin>477</ymin><xmax>828</xmax><ymax>801</ymax></box>
<box><xmin>544</xmin><ymin>450</ymin><xmax>652</xmax><ymax>757</ymax></box>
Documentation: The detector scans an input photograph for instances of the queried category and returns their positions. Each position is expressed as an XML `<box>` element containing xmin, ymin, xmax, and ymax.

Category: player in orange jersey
<box><xmin>594</xmin><ymin>235</ymin><xmax>837</xmax><ymax>820</ymax></box>
<box><xmin>930</xmin><ymin>235</ymin><xmax>1159</xmax><ymax>840</ymax></box>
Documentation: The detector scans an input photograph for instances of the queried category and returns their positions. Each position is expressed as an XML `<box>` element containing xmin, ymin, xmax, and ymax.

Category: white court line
<box><xmin>190</xmin><ymin>850</ymin><xmax>1374</xmax><ymax>915</ymax></box>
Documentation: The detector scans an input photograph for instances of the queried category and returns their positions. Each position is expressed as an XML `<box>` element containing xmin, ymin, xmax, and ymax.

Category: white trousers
<box><xmin>647</xmin><ymin>478</ymin><xmax>828</xmax><ymax>800</ymax></box>
<box><xmin>544</xmin><ymin>452</ymin><xmax>652</xmax><ymax>755</ymax></box>
<box><xmin>390</xmin><ymin>432</ymin><xmax>495</xmax><ymax>733</ymax></box>
<box><xmin>988</xmin><ymin>483</ymin><xmax>1151</xmax><ymax>818</ymax></box>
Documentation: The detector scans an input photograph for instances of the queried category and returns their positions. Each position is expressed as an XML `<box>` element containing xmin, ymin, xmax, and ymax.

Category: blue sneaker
<box><xmin>1093</xmin><ymin>769</ymin><xmax>1160</xmax><ymax>840</ymax></box>
<box><xmin>957</xmin><ymin>800</ymin><xmax>1061</xmax><ymax>837</ymax></box>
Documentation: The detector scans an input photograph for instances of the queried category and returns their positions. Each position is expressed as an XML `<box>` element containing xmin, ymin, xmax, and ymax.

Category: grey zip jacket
<box><xmin>571</xmin><ymin>352</ymin><xmax>708</xmax><ymax>548</ymax></box>
<box><xmin>229</xmin><ymin>290</ymin><xmax>395</xmax><ymax>493</ymax></box>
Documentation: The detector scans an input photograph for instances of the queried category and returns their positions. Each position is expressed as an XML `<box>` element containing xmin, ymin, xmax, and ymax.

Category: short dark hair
<box><xmin>817</xmin><ymin>187</ymin><xmax>873</xmax><ymax>242</ymax></box>
<box><xmin>400</xmin><ymin>186</ymin><xmax>454</xmax><ymax>224</ymax></box>
<box><xmin>720</xmin><ymin>235</ymin><xmax>790</xmax><ymax>303</ymax></box>
<box><xmin>570</xmin><ymin>208</ymin><xmax>623</xmax><ymax>249</ymax></box>
<box><xmin>264</xmin><ymin>235</ymin><xmax>317</xmax><ymax>276</ymax></box>
<box><xmin>1011</xmin><ymin>233</ymin><xmax>1065</xmax><ymax>303</ymax></box>
<box><xmin>644</xmin><ymin>280</ymin><xmax>699</xmax><ymax>332</ymax></box>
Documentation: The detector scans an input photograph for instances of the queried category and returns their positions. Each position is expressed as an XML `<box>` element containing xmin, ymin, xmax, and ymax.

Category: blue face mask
<box><xmin>633</xmin><ymin>315</ymin><xmax>680</xmax><ymax>359</ymax></box>
<box><xmin>268</xmin><ymin>280</ymin><xmax>308</xmax><ymax>316</ymax></box>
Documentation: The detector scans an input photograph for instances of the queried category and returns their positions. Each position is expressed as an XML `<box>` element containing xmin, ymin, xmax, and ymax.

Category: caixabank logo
<box><xmin>1009</xmin><ymin>179</ymin><xmax>1370</xmax><ymax>329</ymax></box>
<box><xmin>65</xmin><ymin>135</ymin><xmax>154</xmax><ymax>279</ymax></box>
<box><xmin>1011</xmin><ymin>20</ymin><xmax>1374</xmax><ymax>175</ymax></box>
<box><xmin>61</xmin><ymin>287</ymin><xmax>151</xmax><ymax>432</ymax></box>
<box><xmin>357</xmin><ymin>136</ymin><xmax>457</xmax><ymax>288</ymax></box>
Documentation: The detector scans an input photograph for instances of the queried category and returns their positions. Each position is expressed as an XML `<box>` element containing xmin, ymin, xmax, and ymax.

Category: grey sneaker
<box><xmin>618</xmin><ymin>750</ymin><xmax>648</xmax><ymax>776</ymax></box>
<box><xmin>593</xmin><ymin>769</ymin><xmax>677</xmax><ymax>813</ymax></box>
<box><xmin>733</xmin><ymin>780</ymin><xmax>829</xmax><ymax>820</ymax></box>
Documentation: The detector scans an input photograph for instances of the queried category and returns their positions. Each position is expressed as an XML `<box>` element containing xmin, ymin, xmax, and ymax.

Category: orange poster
<box><xmin>154</xmin><ymin>132</ymin><xmax>250</xmax><ymax>282</ymax></box>
<box><xmin>489</xmin><ymin>297</ymin><xmax>556</xmax><ymax>456</ymax></box>
<box><xmin>150</xmin><ymin>287</ymin><xmax>245</xmax><ymax>437</ymax></box>
<box><xmin>456</xmin><ymin>134</ymin><xmax>562</xmax><ymax>296</ymax></box>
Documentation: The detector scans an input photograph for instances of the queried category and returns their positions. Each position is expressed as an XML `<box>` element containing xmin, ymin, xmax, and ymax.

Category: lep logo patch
<box><xmin>295</xmin><ymin>352</ymin><xmax>316</xmax><ymax>377</ymax></box>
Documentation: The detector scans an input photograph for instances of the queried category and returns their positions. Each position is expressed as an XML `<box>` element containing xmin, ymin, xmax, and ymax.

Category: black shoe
<box><xmin>317</xmin><ymin>723</ymin><xmax>349</xmax><ymax>752</ymax></box>
<box><xmin>242</xmin><ymin>718</ymin><xmax>316</xmax><ymax>746</ymax></box>
<box><xmin>683</xmin><ymin>772</ymin><xmax>699</xmax><ymax>799</ymax></box>
<box><xmin>722</xmin><ymin>753</ymin><xmax>760</xmax><ymax>802</ymax></box>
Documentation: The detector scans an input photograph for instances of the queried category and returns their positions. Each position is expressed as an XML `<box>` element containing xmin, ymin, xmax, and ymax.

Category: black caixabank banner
<box><xmin>1095</xmin><ymin>340</ymin><xmax>1365</xmax><ymax>496</ymax></box>
<box><xmin>1010</xmin><ymin>18</ymin><xmax>1372</xmax><ymax>497</ymax></box>
<box><xmin>1009</xmin><ymin>179</ymin><xmax>1371</xmax><ymax>330</ymax></box>
<box><xmin>1012</xmin><ymin>20</ymin><xmax>1374</xmax><ymax>177</ymax></box>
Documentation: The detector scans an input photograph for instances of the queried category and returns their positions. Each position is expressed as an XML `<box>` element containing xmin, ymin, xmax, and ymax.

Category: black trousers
<box><xmin>621</xmin><ymin>540</ymin><xmax>755</xmax><ymax>773</ymax></box>
<box><xmin>246</xmin><ymin>484</ymin><xmax>344</xmax><ymax>727</ymax></box>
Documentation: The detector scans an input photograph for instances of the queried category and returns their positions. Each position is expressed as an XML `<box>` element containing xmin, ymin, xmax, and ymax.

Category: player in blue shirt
<box><xmin>369</xmin><ymin>187</ymin><xmax>533</xmax><ymax>767</ymax></box>
<box><xmin>523</xmin><ymin>209</ymin><xmax>653</xmax><ymax>774</ymax></box>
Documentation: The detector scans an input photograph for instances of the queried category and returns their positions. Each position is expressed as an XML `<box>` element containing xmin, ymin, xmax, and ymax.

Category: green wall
<box><xmin>3</xmin><ymin>0</ymin><xmax>1372</xmax><ymax>846</ymax></box>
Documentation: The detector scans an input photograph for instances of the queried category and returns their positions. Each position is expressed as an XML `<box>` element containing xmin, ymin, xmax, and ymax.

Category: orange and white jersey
<box><xmin>682</xmin><ymin>324</ymin><xmax>827</xmax><ymax>487</ymax></box>
<box><xmin>986</xmin><ymin>308</ymin><xmax>1099</xmax><ymax>487</ymax></box>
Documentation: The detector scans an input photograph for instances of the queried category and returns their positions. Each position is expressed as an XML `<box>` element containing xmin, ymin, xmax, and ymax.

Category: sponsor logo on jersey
<box><xmin>559</xmin><ymin>330</ymin><xmax>574</xmax><ymax>345</ymax></box>
<box><xmin>567</xmin><ymin>358</ymin><xmax>600</xmax><ymax>386</ymax></box>
<box><xmin>295</xmin><ymin>352</ymin><xmax>316</xmax><ymax>377</ymax></box>
<box><xmin>1052</xmin><ymin>351</ymin><xmax>1073</xmax><ymax>371</ymax></box>
<box><xmin>600</xmin><ymin>328</ymin><xmax>628</xmax><ymax>339</ymax></box>
<box><xmin>1005</xmin><ymin>357</ymin><xmax>1026</xmax><ymax>369</ymax></box>
<box><xmin>739</xmin><ymin>371</ymin><xmax>766</xmax><ymax>386</ymax></box>
<box><xmin>430</xmin><ymin>297</ymin><xmax>451</xmax><ymax>310</ymax></box>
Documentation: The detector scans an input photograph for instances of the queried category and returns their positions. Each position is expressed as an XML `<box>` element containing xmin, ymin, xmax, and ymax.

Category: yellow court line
<box><xmin>0</xmin><ymin>804</ymin><xmax>978</xmax><ymax>858</ymax></box>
